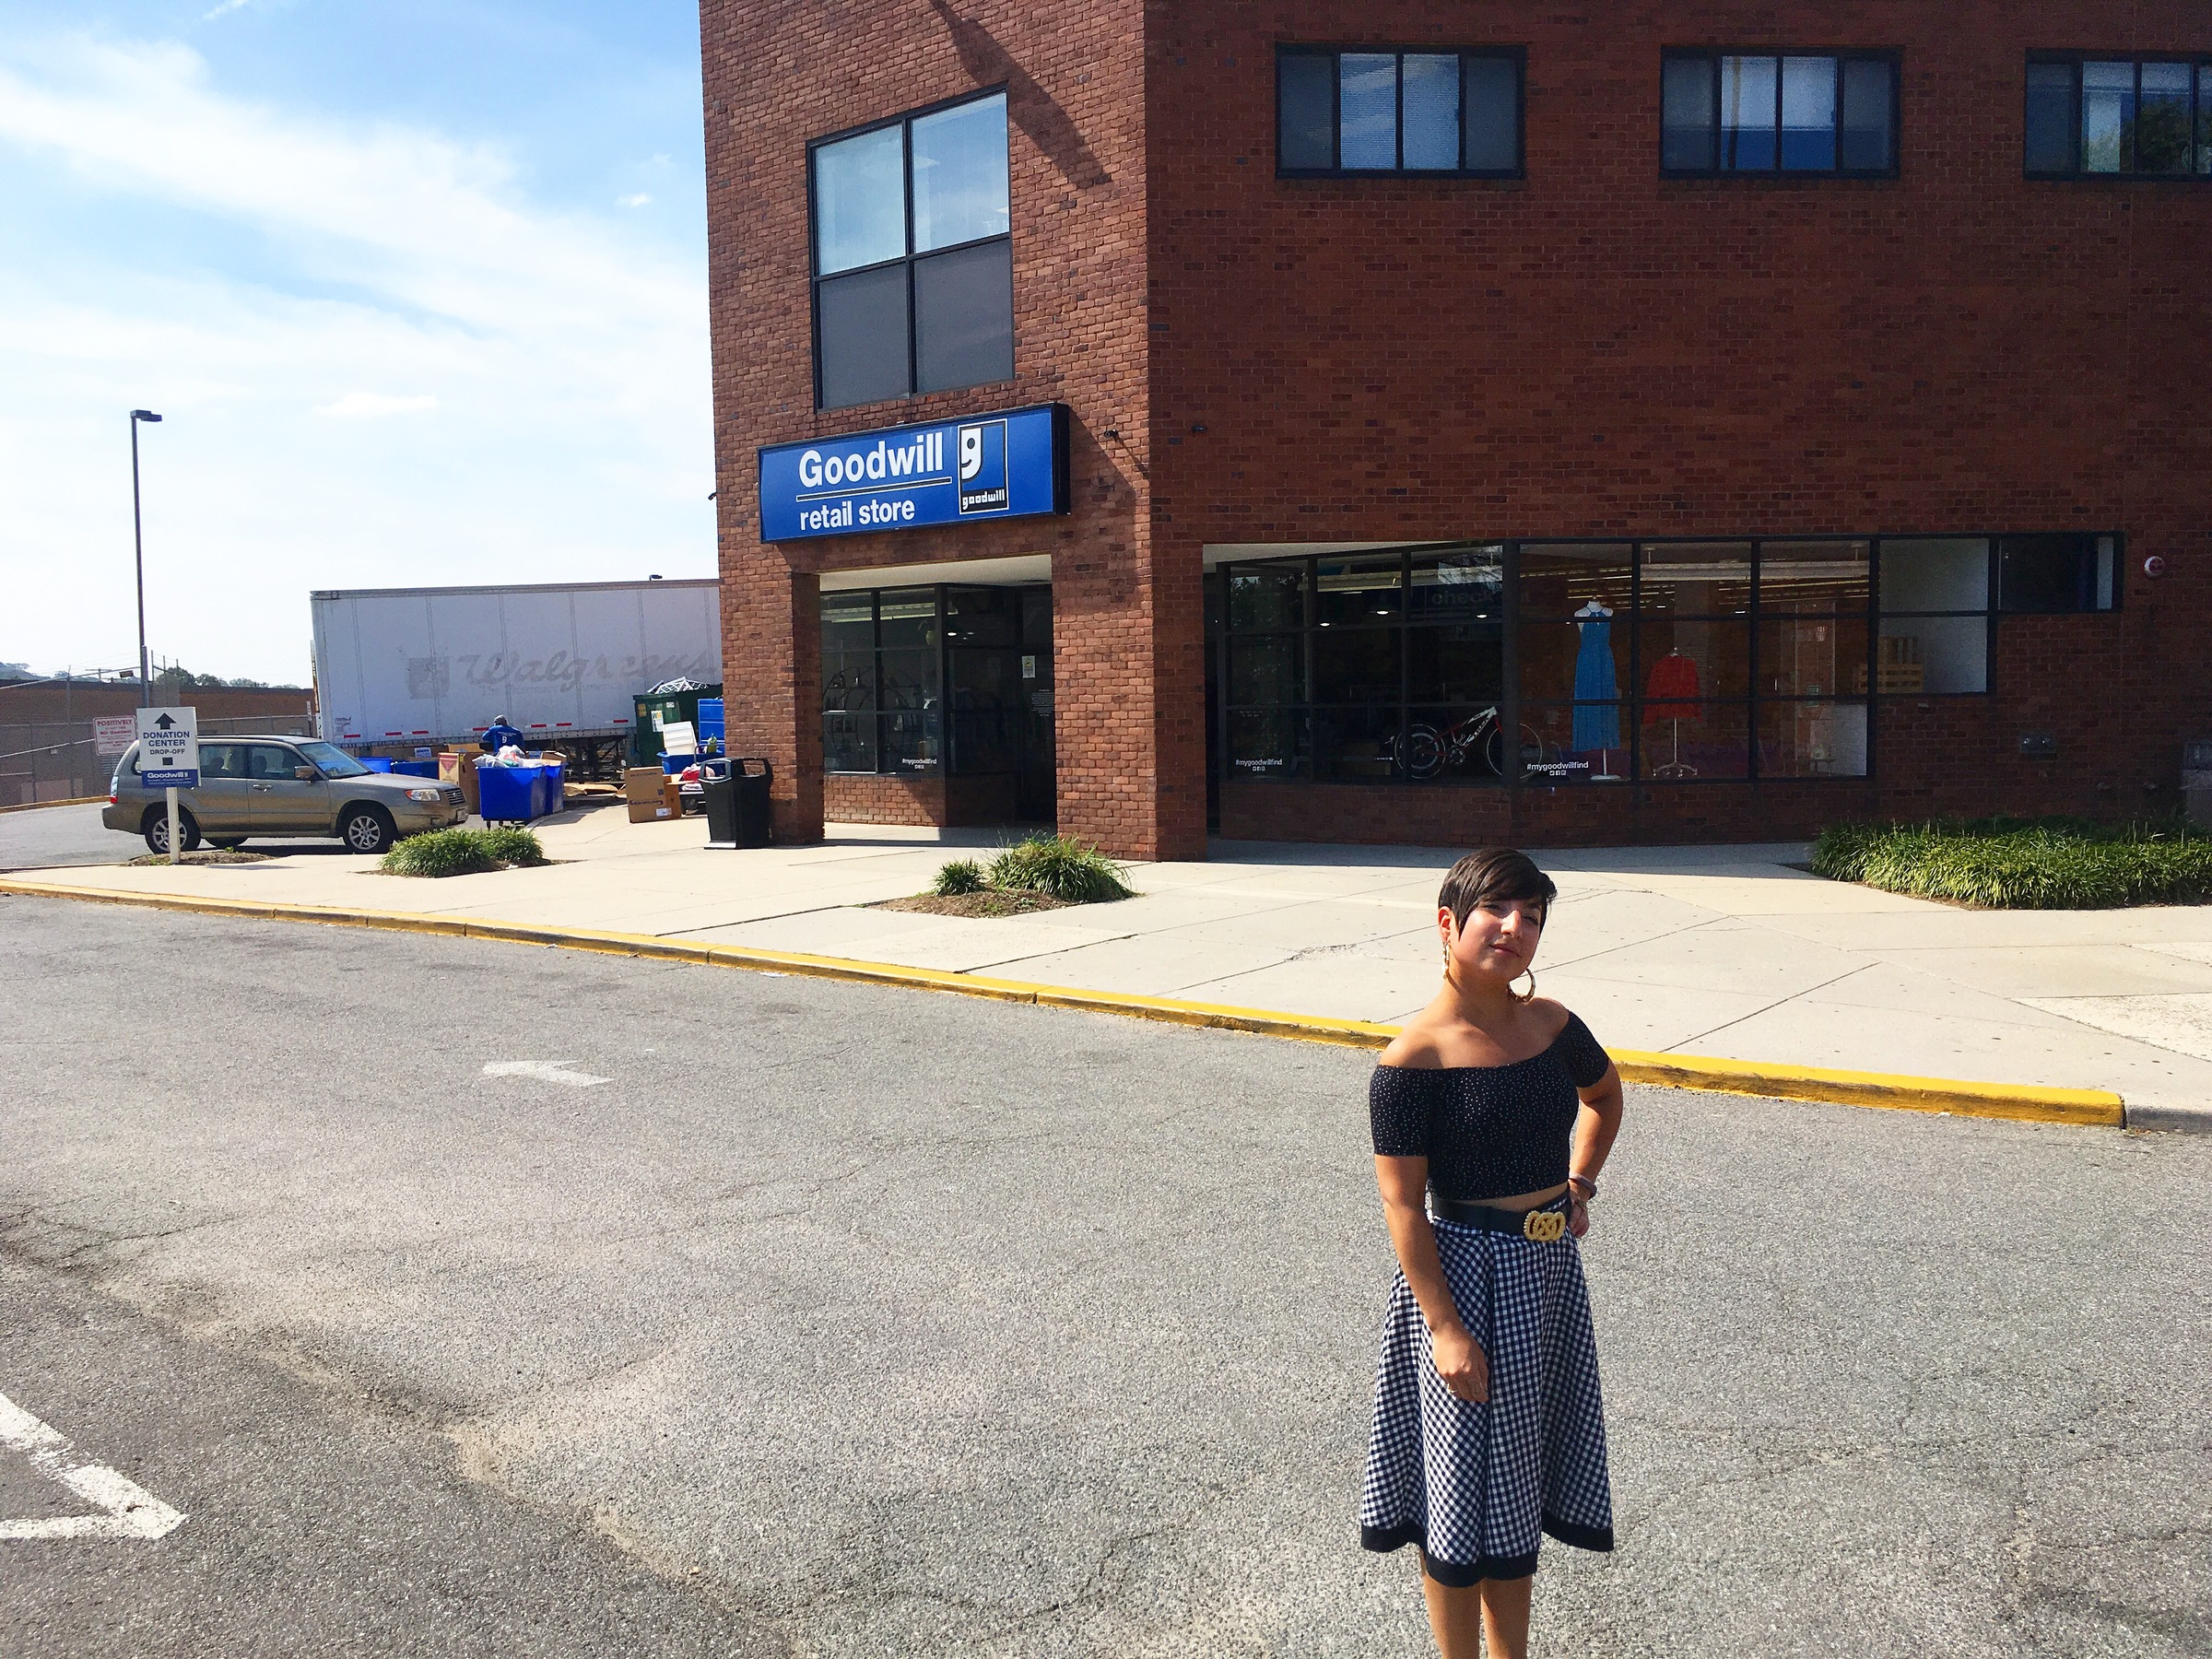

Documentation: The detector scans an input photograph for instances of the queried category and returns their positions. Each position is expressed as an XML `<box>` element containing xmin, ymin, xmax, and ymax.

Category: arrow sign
<box><xmin>134</xmin><ymin>705</ymin><xmax>199</xmax><ymax>790</ymax></box>
<box><xmin>0</xmin><ymin>1391</ymin><xmax>187</xmax><ymax>1542</ymax></box>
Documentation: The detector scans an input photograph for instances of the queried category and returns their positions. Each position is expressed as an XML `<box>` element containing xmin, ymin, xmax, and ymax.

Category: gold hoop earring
<box><xmin>1511</xmin><ymin>968</ymin><xmax>1537</xmax><ymax>1004</ymax></box>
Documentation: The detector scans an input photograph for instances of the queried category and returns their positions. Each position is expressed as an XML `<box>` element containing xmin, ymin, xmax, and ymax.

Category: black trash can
<box><xmin>706</xmin><ymin>757</ymin><xmax>772</xmax><ymax>848</ymax></box>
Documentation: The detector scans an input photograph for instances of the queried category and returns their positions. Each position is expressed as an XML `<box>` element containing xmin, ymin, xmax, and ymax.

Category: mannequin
<box><xmin>1641</xmin><ymin>651</ymin><xmax>1700</xmax><ymax>780</ymax></box>
<box><xmin>1571</xmin><ymin>602</ymin><xmax>1621</xmax><ymax>779</ymax></box>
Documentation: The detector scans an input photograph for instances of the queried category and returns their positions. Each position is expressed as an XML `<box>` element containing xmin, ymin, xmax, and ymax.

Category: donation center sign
<box><xmin>757</xmin><ymin>404</ymin><xmax>1068</xmax><ymax>542</ymax></box>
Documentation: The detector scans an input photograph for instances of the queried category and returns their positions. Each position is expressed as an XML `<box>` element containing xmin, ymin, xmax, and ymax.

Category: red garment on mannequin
<box><xmin>1642</xmin><ymin>653</ymin><xmax>1700</xmax><ymax>723</ymax></box>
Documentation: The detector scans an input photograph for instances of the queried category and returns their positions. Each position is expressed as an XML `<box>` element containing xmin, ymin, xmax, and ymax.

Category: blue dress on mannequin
<box><xmin>1572</xmin><ymin>609</ymin><xmax>1620</xmax><ymax>751</ymax></box>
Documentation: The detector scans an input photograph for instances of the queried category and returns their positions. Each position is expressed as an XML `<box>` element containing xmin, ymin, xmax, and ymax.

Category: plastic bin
<box><xmin>390</xmin><ymin>759</ymin><xmax>438</xmax><ymax>779</ymax></box>
<box><xmin>705</xmin><ymin>758</ymin><xmax>772</xmax><ymax>848</ymax></box>
<box><xmin>359</xmin><ymin>757</ymin><xmax>394</xmax><ymax>772</ymax></box>
<box><xmin>477</xmin><ymin>760</ymin><xmax>546</xmax><ymax>824</ymax></box>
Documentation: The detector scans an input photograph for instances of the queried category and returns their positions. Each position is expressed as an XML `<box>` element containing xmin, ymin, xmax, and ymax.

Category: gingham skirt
<box><xmin>1359</xmin><ymin>1200</ymin><xmax>1615</xmax><ymax>1585</ymax></box>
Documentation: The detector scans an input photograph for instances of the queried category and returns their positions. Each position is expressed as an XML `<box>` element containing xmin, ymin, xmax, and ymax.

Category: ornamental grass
<box><xmin>381</xmin><ymin>826</ymin><xmax>548</xmax><ymax>878</ymax></box>
<box><xmin>921</xmin><ymin>834</ymin><xmax>1133</xmax><ymax>908</ymax></box>
<box><xmin>1811</xmin><ymin>816</ymin><xmax>2212</xmax><ymax>910</ymax></box>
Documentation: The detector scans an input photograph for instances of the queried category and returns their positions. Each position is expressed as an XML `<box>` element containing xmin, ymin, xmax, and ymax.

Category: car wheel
<box><xmin>338</xmin><ymin>805</ymin><xmax>396</xmax><ymax>855</ymax></box>
<box><xmin>143</xmin><ymin>807</ymin><xmax>202</xmax><ymax>855</ymax></box>
<box><xmin>206</xmin><ymin>837</ymin><xmax>249</xmax><ymax>851</ymax></box>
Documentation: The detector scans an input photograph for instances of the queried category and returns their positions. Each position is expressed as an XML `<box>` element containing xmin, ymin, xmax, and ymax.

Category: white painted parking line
<box><xmin>481</xmin><ymin>1060</ymin><xmax>610</xmax><ymax>1087</ymax></box>
<box><xmin>0</xmin><ymin>1392</ymin><xmax>187</xmax><ymax>1541</ymax></box>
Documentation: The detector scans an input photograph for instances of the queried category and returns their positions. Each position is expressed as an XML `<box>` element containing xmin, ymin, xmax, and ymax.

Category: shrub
<box><xmin>985</xmin><ymin>834</ymin><xmax>1133</xmax><ymax>903</ymax></box>
<box><xmin>1811</xmin><ymin>816</ymin><xmax>2212</xmax><ymax>909</ymax></box>
<box><xmin>932</xmin><ymin>858</ymin><xmax>986</xmax><ymax>896</ymax></box>
<box><xmin>477</xmin><ymin>826</ymin><xmax>548</xmax><ymax>867</ymax></box>
<box><xmin>381</xmin><ymin>826</ymin><xmax>545</xmax><ymax>878</ymax></box>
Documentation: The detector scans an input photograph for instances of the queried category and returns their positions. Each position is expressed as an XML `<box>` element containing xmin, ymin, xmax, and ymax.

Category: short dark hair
<box><xmin>1438</xmin><ymin>848</ymin><xmax>1557</xmax><ymax>929</ymax></box>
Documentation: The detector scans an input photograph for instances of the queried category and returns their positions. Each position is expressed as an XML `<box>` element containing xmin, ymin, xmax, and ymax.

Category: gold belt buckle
<box><xmin>1522</xmin><ymin>1208</ymin><xmax>1566</xmax><ymax>1243</ymax></box>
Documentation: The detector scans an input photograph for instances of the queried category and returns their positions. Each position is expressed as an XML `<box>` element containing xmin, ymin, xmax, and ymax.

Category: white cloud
<box><xmin>316</xmin><ymin>392</ymin><xmax>441</xmax><ymax>418</ymax></box>
<box><xmin>0</xmin><ymin>33</ymin><xmax>712</xmax><ymax>686</ymax></box>
<box><xmin>201</xmin><ymin>0</ymin><xmax>252</xmax><ymax>19</ymax></box>
<box><xmin>618</xmin><ymin>193</ymin><xmax>653</xmax><ymax>207</ymax></box>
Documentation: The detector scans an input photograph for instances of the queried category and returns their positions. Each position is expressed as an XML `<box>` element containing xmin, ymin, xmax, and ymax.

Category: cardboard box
<box><xmin>623</xmin><ymin>767</ymin><xmax>665</xmax><ymax>805</ymax></box>
<box><xmin>441</xmin><ymin>752</ymin><xmax>481</xmax><ymax>815</ymax></box>
<box><xmin>628</xmin><ymin>796</ymin><xmax>675</xmax><ymax>823</ymax></box>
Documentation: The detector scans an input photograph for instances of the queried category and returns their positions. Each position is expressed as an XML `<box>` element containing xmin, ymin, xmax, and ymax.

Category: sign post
<box><xmin>134</xmin><ymin>706</ymin><xmax>198</xmax><ymax>865</ymax></box>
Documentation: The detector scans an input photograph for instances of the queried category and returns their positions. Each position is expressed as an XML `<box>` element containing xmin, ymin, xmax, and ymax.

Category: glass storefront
<box><xmin>821</xmin><ymin>584</ymin><xmax>1053</xmax><ymax>800</ymax></box>
<box><xmin>1218</xmin><ymin>535</ymin><xmax>2116</xmax><ymax>787</ymax></box>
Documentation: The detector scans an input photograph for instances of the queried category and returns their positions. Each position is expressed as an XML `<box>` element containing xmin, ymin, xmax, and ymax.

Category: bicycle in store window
<box><xmin>1388</xmin><ymin>706</ymin><xmax>1549</xmax><ymax>780</ymax></box>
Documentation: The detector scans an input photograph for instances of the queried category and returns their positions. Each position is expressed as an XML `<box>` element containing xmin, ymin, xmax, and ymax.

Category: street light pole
<box><xmin>130</xmin><ymin>409</ymin><xmax>162</xmax><ymax>708</ymax></box>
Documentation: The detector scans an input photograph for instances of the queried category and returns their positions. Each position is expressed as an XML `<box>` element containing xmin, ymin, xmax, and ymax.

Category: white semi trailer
<box><xmin>310</xmin><ymin>579</ymin><xmax>722</xmax><ymax>772</ymax></box>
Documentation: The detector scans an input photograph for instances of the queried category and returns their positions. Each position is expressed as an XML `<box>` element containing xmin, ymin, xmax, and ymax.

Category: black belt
<box><xmin>1430</xmin><ymin>1191</ymin><xmax>1573</xmax><ymax>1243</ymax></box>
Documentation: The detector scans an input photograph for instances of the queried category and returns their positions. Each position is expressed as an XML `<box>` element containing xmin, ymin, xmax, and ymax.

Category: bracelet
<box><xmin>1567</xmin><ymin>1173</ymin><xmax>1598</xmax><ymax>1199</ymax></box>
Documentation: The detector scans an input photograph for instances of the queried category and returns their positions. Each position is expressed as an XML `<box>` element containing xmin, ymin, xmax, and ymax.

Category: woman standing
<box><xmin>1360</xmin><ymin>848</ymin><xmax>1625</xmax><ymax>1659</ymax></box>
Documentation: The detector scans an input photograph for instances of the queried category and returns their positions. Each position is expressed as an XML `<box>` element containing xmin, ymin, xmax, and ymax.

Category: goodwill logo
<box><xmin>757</xmin><ymin>404</ymin><xmax>1066</xmax><ymax>542</ymax></box>
<box><xmin>956</xmin><ymin>419</ymin><xmax>1008</xmax><ymax>515</ymax></box>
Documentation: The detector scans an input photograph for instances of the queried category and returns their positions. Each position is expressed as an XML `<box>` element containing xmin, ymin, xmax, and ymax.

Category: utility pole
<box><xmin>130</xmin><ymin>410</ymin><xmax>162</xmax><ymax>707</ymax></box>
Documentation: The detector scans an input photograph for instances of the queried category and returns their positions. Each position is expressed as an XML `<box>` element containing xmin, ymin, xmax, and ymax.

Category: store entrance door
<box><xmin>1015</xmin><ymin>586</ymin><xmax>1055</xmax><ymax>824</ymax></box>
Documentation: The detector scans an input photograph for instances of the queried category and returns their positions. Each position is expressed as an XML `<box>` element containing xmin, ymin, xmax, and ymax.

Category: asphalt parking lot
<box><xmin>3</xmin><ymin>895</ymin><xmax>2208</xmax><ymax>1657</ymax></box>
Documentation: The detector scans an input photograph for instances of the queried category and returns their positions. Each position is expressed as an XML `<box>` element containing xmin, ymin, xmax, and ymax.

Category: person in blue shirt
<box><xmin>478</xmin><ymin>716</ymin><xmax>524</xmax><ymax>754</ymax></box>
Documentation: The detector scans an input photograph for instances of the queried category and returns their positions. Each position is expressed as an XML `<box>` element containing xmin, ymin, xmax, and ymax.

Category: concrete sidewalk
<box><xmin>11</xmin><ymin>798</ymin><xmax>2212</xmax><ymax>1125</ymax></box>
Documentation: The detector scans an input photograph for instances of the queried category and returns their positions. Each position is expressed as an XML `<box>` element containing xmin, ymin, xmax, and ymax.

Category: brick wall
<box><xmin>700</xmin><ymin>0</ymin><xmax>1187</xmax><ymax>855</ymax></box>
<box><xmin>822</xmin><ymin>771</ymin><xmax>1019</xmax><ymax>827</ymax></box>
<box><xmin>1156</xmin><ymin>0</ymin><xmax>2210</xmax><ymax>846</ymax></box>
<box><xmin>706</xmin><ymin>0</ymin><xmax>2211</xmax><ymax>855</ymax></box>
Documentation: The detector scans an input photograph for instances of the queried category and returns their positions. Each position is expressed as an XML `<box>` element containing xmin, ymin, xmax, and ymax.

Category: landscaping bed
<box><xmin>126</xmin><ymin>849</ymin><xmax>270</xmax><ymax>866</ymax></box>
<box><xmin>1812</xmin><ymin>816</ymin><xmax>2212</xmax><ymax>910</ymax></box>
<box><xmin>875</xmin><ymin>834</ymin><xmax>1133</xmax><ymax>917</ymax></box>
<box><xmin>379</xmin><ymin>827</ymin><xmax>548</xmax><ymax>878</ymax></box>
<box><xmin>874</xmin><ymin>889</ymin><xmax>1073</xmax><ymax>919</ymax></box>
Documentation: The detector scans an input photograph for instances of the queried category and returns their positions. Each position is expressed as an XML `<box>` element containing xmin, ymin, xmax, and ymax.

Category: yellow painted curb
<box><xmin>0</xmin><ymin>875</ymin><xmax>2127</xmax><ymax>1127</ymax></box>
<box><xmin>1607</xmin><ymin>1050</ymin><xmax>2123</xmax><ymax>1128</ymax></box>
<box><xmin>0</xmin><ymin>795</ymin><xmax>105</xmax><ymax>814</ymax></box>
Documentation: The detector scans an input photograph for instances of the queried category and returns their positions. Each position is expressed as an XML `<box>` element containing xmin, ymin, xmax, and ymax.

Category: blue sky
<box><xmin>0</xmin><ymin>0</ymin><xmax>713</xmax><ymax>684</ymax></box>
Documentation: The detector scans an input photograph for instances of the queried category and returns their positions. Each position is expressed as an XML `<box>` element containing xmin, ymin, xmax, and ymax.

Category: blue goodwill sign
<box><xmin>757</xmin><ymin>404</ymin><xmax>1069</xmax><ymax>542</ymax></box>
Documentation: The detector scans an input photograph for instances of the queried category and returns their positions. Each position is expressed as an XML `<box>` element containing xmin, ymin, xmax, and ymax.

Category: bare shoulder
<box><xmin>1528</xmin><ymin>996</ymin><xmax>1576</xmax><ymax>1041</ymax></box>
<box><xmin>1380</xmin><ymin>1017</ymin><xmax>1450</xmax><ymax>1070</ymax></box>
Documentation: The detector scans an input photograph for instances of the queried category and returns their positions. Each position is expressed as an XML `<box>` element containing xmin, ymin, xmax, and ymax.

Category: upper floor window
<box><xmin>809</xmin><ymin>91</ymin><xmax>1012</xmax><ymax>411</ymax></box>
<box><xmin>1662</xmin><ymin>51</ymin><xmax>1899</xmax><ymax>176</ymax></box>
<box><xmin>1277</xmin><ymin>46</ymin><xmax>1524</xmax><ymax>177</ymax></box>
<box><xmin>2026</xmin><ymin>56</ymin><xmax>2212</xmax><ymax>177</ymax></box>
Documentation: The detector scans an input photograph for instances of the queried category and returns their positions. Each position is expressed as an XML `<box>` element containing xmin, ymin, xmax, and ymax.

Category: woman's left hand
<box><xmin>1569</xmin><ymin>1196</ymin><xmax>1590</xmax><ymax>1239</ymax></box>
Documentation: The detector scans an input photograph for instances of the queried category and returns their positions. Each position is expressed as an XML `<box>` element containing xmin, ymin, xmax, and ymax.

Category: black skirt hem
<box><xmin>1360</xmin><ymin>1513</ymin><xmax>1613</xmax><ymax>1585</ymax></box>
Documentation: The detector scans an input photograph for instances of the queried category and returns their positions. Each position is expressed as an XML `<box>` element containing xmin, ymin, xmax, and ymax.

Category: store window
<box><xmin>1277</xmin><ymin>47</ymin><xmax>1524</xmax><ymax>177</ymax></box>
<box><xmin>810</xmin><ymin>92</ymin><xmax>1013</xmax><ymax>410</ymax></box>
<box><xmin>822</xmin><ymin>584</ymin><xmax>1053</xmax><ymax>776</ymax></box>
<box><xmin>1220</xmin><ymin>535</ymin><xmax>2121</xmax><ymax>792</ymax></box>
<box><xmin>2026</xmin><ymin>57</ymin><xmax>2212</xmax><ymax>177</ymax></box>
<box><xmin>1877</xmin><ymin>535</ymin><xmax>2119</xmax><ymax>697</ymax></box>
<box><xmin>1662</xmin><ymin>51</ymin><xmax>1899</xmax><ymax>176</ymax></box>
<box><xmin>1225</xmin><ymin>546</ymin><xmax>1506</xmax><ymax>784</ymax></box>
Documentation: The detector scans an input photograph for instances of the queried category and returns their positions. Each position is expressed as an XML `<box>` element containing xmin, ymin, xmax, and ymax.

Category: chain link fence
<box><xmin>1</xmin><ymin>712</ymin><xmax>316</xmax><ymax>806</ymax></box>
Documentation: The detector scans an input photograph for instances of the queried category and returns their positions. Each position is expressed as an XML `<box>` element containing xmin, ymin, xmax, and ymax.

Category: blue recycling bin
<box><xmin>359</xmin><ymin>757</ymin><xmax>394</xmax><ymax>772</ymax></box>
<box><xmin>476</xmin><ymin>760</ymin><xmax>538</xmax><ymax>824</ymax></box>
<box><xmin>390</xmin><ymin>759</ymin><xmax>438</xmax><ymax>779</ymax></box>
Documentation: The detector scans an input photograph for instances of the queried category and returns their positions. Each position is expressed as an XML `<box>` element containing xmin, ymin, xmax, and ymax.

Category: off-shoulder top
<box><xmin>1368</xmin><ymin>1014</ymin><xmax>1612</xmax><ymax>1202</ymax></box>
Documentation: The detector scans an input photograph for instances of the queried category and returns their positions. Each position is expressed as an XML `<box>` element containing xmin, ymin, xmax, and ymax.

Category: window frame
<box><xmin>1275</xmin><ymin>44</ymin><xmax>1527</xmax><ymax>180</ymax></box>
<box><xmin>1214</xmin><ymin>533</ymin><xmax>2129</xmax><ymax>793</ymax></box>
<box><xmin>1659</xmin><ymin>47</ymin><xmax>1903</xmax><ymax>180</ymax></box>
<box><xmin>2023</xmin><ymin>53</ymin><xmax>2212</xmax><ymax>181</ymax></box>
<box><xmin>806</xmin><ymin>88</ymin><xmax>1015</xmax><ymax>412</ymax></box>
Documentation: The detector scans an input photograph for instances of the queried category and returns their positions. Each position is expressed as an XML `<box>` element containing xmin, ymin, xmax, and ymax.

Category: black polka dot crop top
<box><xmin>1369</xmin><ymin>1014</ymin><xmax>1613</xmax><ymax>1202</ymax></box>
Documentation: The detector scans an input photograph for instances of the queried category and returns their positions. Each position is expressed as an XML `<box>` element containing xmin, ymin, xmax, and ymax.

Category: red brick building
<box><xmin>701</xmin><ymin>2</ymin><xmax>2210</xmax><ymax>859</ymax></box>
